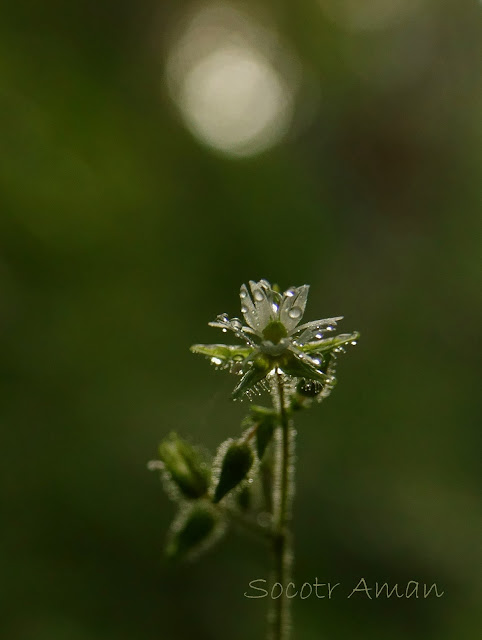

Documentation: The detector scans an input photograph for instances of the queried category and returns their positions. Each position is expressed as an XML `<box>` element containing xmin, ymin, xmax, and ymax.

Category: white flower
<box><xmin>191</xmin><ymin>280</ymin><xmax>359</xmax><ymax>400</ymax></box>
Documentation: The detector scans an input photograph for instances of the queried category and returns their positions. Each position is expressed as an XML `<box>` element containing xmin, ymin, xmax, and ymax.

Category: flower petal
<box><xmin>208</xmin><ymin>313</ymin><xmax>257</xmax><ymax>346</ymax></box>
<box><xmin>239</xmin><ymin>283</ymin><xmax>260</xmax><ymax>332</ymax></box>
<box><xmin>279</xmin><ymin>285</ymin><xmax>309</xmax><ymax>332</ymax></box>
<box><xmin>249</xmin><ymin>280</ymin><xmax>272</xmax><ymax>330</ymax></box>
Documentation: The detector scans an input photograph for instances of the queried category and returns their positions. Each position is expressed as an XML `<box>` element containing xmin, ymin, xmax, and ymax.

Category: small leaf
<box><xmin>301</xmin><ymin>331</ymin><xmax>360</xmax><ymax>355</ymax></box>
<box><xmin>213</xmin><ymin>440</ymin><xmax>254</xmax><ymax>503</ymax></box>
<box><xmin>159</xmin><ymin>433</ymin><xmax>210</xmax><ymax>500</ymax></box>
<box><xmin>231</xmin><ymin>366</ymin><xmax>268</xmax><ymax>400</ymax></box>
<box><xmin>190</xmin><ymin>343</ymin><xmax>252</xmax><ymax>371</ymax></box>
<box><xmin>255</xmin><ymin>415</ymin><xmax>276</xmax><ymax>460</ymax></box>
<box><xmin>165</xmin><ymin>503</ymin><xmax>224</xmax><ymax>561</ymax></box>
<box><xmin>281</xmin><ymin>353</ymin><xmax>331</xmax><ymax>385</ymax></box>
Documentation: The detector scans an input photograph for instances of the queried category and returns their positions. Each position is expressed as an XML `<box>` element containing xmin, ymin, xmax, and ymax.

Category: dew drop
<box><xmin>315</xmin><ymin>333</ymin><xmax>323</xmax><ymax>339</ymax></box>
<box><xmin>231</xmin><ymin>318</ymin><xmax>242</xmax><ymax>329</ymax></box>
<box><xmin>240</xmin><ymin>290</ymin><xmax>247</xmax><ymax>299</ymax></box>
<box><xmin>351</xmin><ymin>340</ymin><xmax>357</xmax><ymax>346</ymax></box>
<box><xmin>257</xmin><ymin>512</ymin><xmax>271</xmax><ymax>527</ymax></box>
<box><xmin>241</xmin><ymin>305</ymin><xmax>248</xmax><ymax>314</ymax></box>
<box><xmin>288</xmin><ymin>306</ymin><xmax>302</xmax><ymax>319</ymax></box>
<box><xmin>211</xmin><ymin>357</ymin><xmax>223</xmax><ymax>365</ymax></box>
<box><xmin>254</xmin><ymin>290</ymin><xmax>264</xmax><ymax>302</ymax></box>
<box><xmin>285</xmin><ymin>289</ymin><xmax>295</xmax><ymax>297</ymax></box>
<box><xmin>222</xmin><ymin>328</ymin><xmax>228</xmax><ymax>333</ymax></box>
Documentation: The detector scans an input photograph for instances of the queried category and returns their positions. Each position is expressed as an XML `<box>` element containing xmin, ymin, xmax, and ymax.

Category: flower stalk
<box><xmin>270</xmin><ymin>371</ymin><xmax>294</xmax><ymax>640</ymax></box>
<box><xmin>153</xmin><ymin>279</ymin><xmax>359</xmax><ymax>640</ymax></box>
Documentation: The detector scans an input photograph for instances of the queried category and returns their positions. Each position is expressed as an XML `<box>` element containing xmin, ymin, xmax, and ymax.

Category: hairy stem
<box><xmin>269</xmin><ymin>371</ymin><xmax>294</xmax><ymax>640</ymax></box>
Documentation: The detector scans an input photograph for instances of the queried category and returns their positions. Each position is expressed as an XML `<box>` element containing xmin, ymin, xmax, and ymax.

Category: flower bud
<box><xmin>213</xmin><ymin>440</ymin><xmax>254</xmax><ymax>503</ymax></box>
<box><xmin>254</xmin><ymin>415</ymin><xmax>276</xmax><ymax>460</ymax></box>
<box><xmin>159</xmin><ymin>433</ymin><xmax>210</xmax><ymax>500</ymax></box>
<box><xmin>165</xmin><ymin>503</ymin><xmax>223</xmax><ymax>561</ymax></box>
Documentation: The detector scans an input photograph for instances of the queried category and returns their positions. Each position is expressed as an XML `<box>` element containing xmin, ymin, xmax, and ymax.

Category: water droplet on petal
<box><xmin>254</xmin><ymin>290</ymin><xmax>264</xmax><ymax>302</ymax></box>
<box><xmin>240</xmin><ymin>290</ymin><xmax>247</xmax><ymax>299</ymax></box>
<box><xmin>315</xmin><ymin>333</ymin><xmax>323</xmax><ymax>339</ymax></box>
<box><xmin>350</xmin><ymin>340</ymin><xmax>357</xmax><ymax>346</ymax></box>
<box><xmin>222</xmin><ymin>328</ymin><xmax>228</xmax><ymax>333</ymax></box>
<box><xmin>231</xmin><ymin>318</ymin><xmax>242</xmax><ymax>329</ymax></box>
<box><xmin>211</xmin><ymin>357</ymin><xmax>223</xmax><ymax>365</ymax></box>
<box><xmin>241</xmin><ymin>305</ymin><xmax>248</xmax><ymax>314</ymax></box>
<box><xmin>285</xmin><ymin>288</ymin><xmax>295</xmax><ymax>297</ymax></box>
<box><xmin>288</xmin><ymin>306</ymin><xmax>302</xmax><ymax>319</ymax></box>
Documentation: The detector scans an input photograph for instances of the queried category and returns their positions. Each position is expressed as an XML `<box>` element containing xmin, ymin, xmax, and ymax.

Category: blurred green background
<box><xmin>1</xmin><ymin>1</ymin><xmax>481</xmax><ymax>639</ymax></box>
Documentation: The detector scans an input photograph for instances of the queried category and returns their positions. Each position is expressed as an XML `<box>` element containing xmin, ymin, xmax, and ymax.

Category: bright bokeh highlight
<box><xmin>165</xmin><ymin>3</ymin><xmax>299</xmax><ymax>157</ymax></box>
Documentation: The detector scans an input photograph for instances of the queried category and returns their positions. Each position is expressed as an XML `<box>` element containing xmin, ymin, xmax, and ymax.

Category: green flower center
<box><xmin>262</xmin><ymin>321</ymin><xmax>288</xmax><ymax>344</ymax></box>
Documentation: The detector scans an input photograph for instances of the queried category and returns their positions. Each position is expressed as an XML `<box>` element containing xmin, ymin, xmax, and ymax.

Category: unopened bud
<box><xmin>165</xmin><ymin>503</ymin><xmax>222</xmax><ymax>561</ymax></box>
<box><xmin>159</xmin><ymin>433</ymin><xmax>210</xmax><ymax>500</ymax></box>
<box><xmin>213</xmin><ymin>440</ymin><xmax>254</xmax><ymax>503</ymax></box>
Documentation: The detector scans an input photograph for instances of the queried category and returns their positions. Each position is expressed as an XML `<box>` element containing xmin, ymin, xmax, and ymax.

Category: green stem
<box><xmin>220</xmin><ymin>505</ymin><xmax>272</xmax><ymax>542</ymax></box>
<box><xmin>269</xmin><ymin>371</ymin><xmax>294</xmax><ymax>640</ymax></box>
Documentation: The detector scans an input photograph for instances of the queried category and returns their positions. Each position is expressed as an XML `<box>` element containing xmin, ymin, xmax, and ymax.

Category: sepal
<box><xmin>301</xmin><ymin>331</ymin><xmax>360</xmax><ymax>355</ymax></box>
<box><xmin>190</xmin><ymin>343</ymin><xmax>252</xmax><ymax>372</ymax></box>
